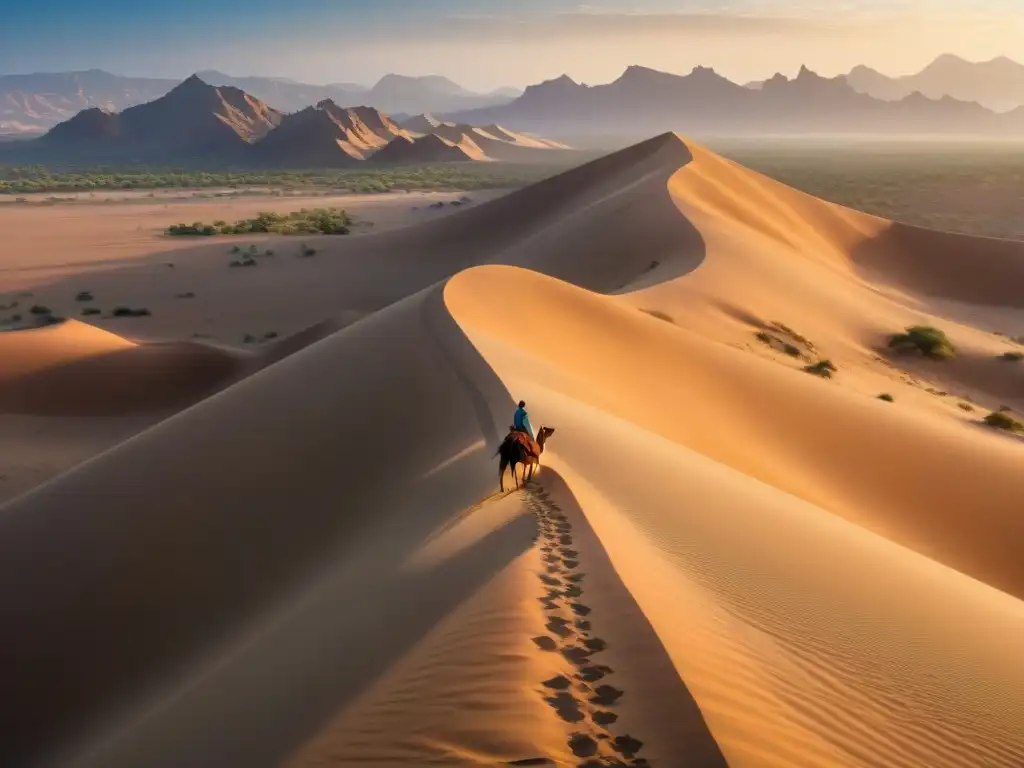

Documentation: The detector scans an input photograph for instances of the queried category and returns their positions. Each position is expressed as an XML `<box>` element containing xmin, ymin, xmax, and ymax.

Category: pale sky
<box><xmin>1</xmin><ymin>0</ymin><xmax>1022</xmax><ymax>90</ymax></box>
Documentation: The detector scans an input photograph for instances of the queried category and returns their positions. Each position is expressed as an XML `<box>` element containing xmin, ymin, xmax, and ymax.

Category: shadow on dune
<box><xmin>0</xmin><ymin>281</ymin><xmax>515</xmax><ymax>767</ymax></box>
<box><xmin>851</xmin><ymin>219</ymin><xmax>1024</xmax><ymax>309</ymax></box>
<box><xmin>539</xmin><ymin>468</ymin><xmax>728</xmax><ymax>768</ymax></box>
<box><xmin>70</xmin><ymin>489</ymin><xmax>537</xmax><ymax>768</ymax></box>
<box><xmin>0</xmin><ymin>340</ymin><xmax>248</xmax><ymax>416</ymax></box>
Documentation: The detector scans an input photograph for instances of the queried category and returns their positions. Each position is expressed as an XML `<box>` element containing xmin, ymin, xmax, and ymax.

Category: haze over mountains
<box><xmin>451</xmin><ymin>63</ymin><xmax>1024</xmax><ymax>138</ymax></box>
<box><xmin>4</xmin><ymin>54</ymin><xmax>1024</xmax><ymax>136</ymax></box>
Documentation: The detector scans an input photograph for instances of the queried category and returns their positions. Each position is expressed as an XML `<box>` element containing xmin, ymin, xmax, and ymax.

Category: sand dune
<box><xmin>2</xmin><ymin>133</ymin><xmax>1024</xmax><ymax>767</ymax></box>
<box><xmin>0</xmin><ymin>319</ymin><xmax>248</xmax><ymax>416</ymax></box>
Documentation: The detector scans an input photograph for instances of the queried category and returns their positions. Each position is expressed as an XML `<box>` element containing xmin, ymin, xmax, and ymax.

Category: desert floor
<box><xmin>1</xmin><ymin>137</ymin><xmax>1022</xmax><ymax>768</ymax></box>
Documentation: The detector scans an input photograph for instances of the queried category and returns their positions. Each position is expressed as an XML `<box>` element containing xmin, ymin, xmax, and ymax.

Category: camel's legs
<box><xmin>499</xmin><ymin>454</ymin><xmax>509</xmax><ymax>493</ymax></box>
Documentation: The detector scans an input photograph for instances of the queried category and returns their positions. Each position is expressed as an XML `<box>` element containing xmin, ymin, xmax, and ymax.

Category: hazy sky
<box><xmin>2</xmin><ymin>0</ymin><xmax>1022</xmax><ymax>90</ymax></box>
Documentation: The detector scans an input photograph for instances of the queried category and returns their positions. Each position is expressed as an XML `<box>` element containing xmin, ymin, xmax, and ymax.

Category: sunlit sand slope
<box><xmin>446</xmin><ymin>265</ymin><xmax>1024</xmax><ymax>768</ymax></box>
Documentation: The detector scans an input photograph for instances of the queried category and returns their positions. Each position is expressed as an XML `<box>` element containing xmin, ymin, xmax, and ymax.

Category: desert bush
<box><xmin>958</xmin><ymin>402</ymin><xmax>974</xmax><ymax>412</ymax></box>
<box><xmin>264</xmin><ymin>331</ymin><xmax>279</xmax><ymax>340</ymax></box>
<box><xmin>81</xmin><ymin>307</ymin><xmax>101</xmax><ymax>316</ymax></box>
<box><xmin>74</xmin><ymin>291</ymin><xmax>94</xmax><ymax>302</ymax></box>
<box><xmin>299</xmin><ymin>243</ymin><xmax>317</xmax><ymax>257</ymax></box>
<box><xmin>175</xmin><ymin>291</ymin><xmax>196</xmax><ymax>299</ymax></box>
<box><xmin>1000</xmin><ymin>351</ymin><xmax>1024</xmax><ymax>362</ymax></box>
<box><xmin>111</xmin><ymin>307</ymin><xmax>150</xmax><ymax>317</ymax></box>
<box><xmin>877</xmin><ymin>393</ymin><xmax>894</xmax><ymax>402</ymax></box>
<box><xmin>756</xmin><ymin>331</ymin><xmax>801</xmax><ymax>357</ymax></box>
<box><xmin>804</xmin><ymin>360</ymin><xmax>837</xmax><ymax>378</ymax></box>
<box><xmin>888</xmin><ymin>326</ymin><xmax>955</xmax><ymax>359</ymax></box>
<box><xmin>984</xmin><ymin>410</ymin><xmax>1024</xmax><ymax>433</ymax></box>
<box><xmin>167</xmin><ymin>222</ymin><xmax>217</xmax><ymax>236</ymax></box>
<box><xmin>29</xmin><ymin>304</ymin><xmax>52</xmax><ymax>315</ymax></box>
<box><xmin>231</xmin><ymin>245</ymin><xmax>241</xmax><ymax>253</ymax></box>
<box><xmin>243</xmin><ymin>333</ymin><xmax>257</xmax><ymax>344</ymax></box>
<box><xmin>229</xmin><ymin>256</ymin><xmax>257</xmax><ymax>268</ymax></box>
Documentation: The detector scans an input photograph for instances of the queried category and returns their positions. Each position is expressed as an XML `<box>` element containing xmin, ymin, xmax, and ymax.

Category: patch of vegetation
<box><xmin>804</xmin><ymin>360</ymin><xmax>837</xmax><ymax>379</ymax></box>
<box><xmin>756</xmin><ymin>331</ymin><xmax>801</xmax><ymax>358</ymax></box>
<box><xmin>641</xmin><ymin>308</ymin><xmax>675</xmax><ymax>324</ymax></box>
<box><xmin>888</xmin><ymin>326</ymin><xmax>955</xmax><ymax>360</ymax></box>
<box><xmin>111</xmin><ymin>306</ymin><xmax>151</xmax><ymax>317</ymax></box>
<box><xmin>264</xmin><ymin>331</ymin><xmax>279</xmax><ymax>340</ymax></box>
<box><xmin>29</xmin><ymin>304</ymin><xmax>52</xmax><ymax>315</ymax></box>
<box><xmin>167</xmin><ymin>208</ymin><xmax>353</xmax><ymax>237</ymax></box>
<box><xmin>74</xmin><ymin>291</ymin><xmax>94</xmax><ymax>302</ymax></box>
<box><xmin>81</xmin><ymin>307</ymin><xmax>101</xmax><ymax>316</ymax></box>
<box><xmin>958</xmin><ymin>402</ymin><xmax>975</xmax><ymax>412</ymax></box>
<box><xmin>176</xmin><ymin>291</ymin><xmax>196</xmax><ymax>299</ymax></box>
<box><xmin>877</xmin><ymin>393</ymin><xmax>894</xmax><ymax>402</ymax></box>
<box><xmin>229</xmin><ymin>255</ymin><xmax>258</xmax><ymax>268</ymax></box>
<box><xmin>0</xmin><ymin>163</ymin><xmax>580</xmax><ymax>197</ymax></box>
<box><xmin>984</xmin><ymin>410</ymin><xmax>1024</xmax><ymax>434</ymax></box>
<box><xmin>1000</xmin><ymin>351</ymin><xmax>1024</xmax><ymax>362</ymax></box>
<box><xmin>299</xmin><ymin>243</ymin><xmax>317</xmax><ymax>257</ymax></box>
<box><xmin>167</xmin><ymin>222</ymin><xmax>218</xmax><ymax>236</ymax></box>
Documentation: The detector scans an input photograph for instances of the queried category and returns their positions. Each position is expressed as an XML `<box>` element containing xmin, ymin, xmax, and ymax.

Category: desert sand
<box><xmin>1</xmin><ymin>134</ymin><xmax>1022</xmax><ymax>767</ymax></box>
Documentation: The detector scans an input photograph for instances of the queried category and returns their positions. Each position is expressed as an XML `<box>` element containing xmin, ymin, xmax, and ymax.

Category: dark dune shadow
<box><xmin>0</xmin><ymin>284</ymin><xmax>518</xmax><ymax>767</ymax></box>
<box><xmin>538</xmin><ymin>469</ymin><xmax>729</xmax><ymax>768</ymax></box>
<box><xmin>70</xmin><ymin>503</ymin><xmax>537</xmax><ymax>768</ymax></box>
<box><xmin>850</xmin><ymin>220</ymin><xmax>1024</xmax><ymax>309</ymax></box>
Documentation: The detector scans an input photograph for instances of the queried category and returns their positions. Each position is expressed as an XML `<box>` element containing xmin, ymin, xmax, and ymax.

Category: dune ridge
<box><xmin>2</xmin><ymin>133</ymin><xmax>1023</xmax><ymax>766</ymax></box>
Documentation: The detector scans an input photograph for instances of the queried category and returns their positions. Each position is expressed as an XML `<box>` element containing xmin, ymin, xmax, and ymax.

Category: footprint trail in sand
<box><xmin>523</xmin><ymin>483</ymin><xmax>648</xmax><ymax>768</ymax></box>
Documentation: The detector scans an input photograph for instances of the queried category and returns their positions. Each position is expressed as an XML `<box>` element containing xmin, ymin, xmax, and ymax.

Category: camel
<box><xmin>497</xmin><ymin>426</ymin><xmax>555</xmax><ymax>492</ymax></box>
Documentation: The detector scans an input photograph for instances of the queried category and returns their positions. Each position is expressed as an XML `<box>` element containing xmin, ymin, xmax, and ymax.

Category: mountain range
<box><xmin>18</xmin><ymin>76</ymin><xmax>570</xmax><ymax>166</ymax></box>
<box><xmin>0</xmin><ymin>70</ymin><xmax>520</xmax><ymax>134</ymax></box>
<box><xmin>449</xmin><ymin>64</ymin><xmax>1024</xmax><ymax>138</ymax></box>
<box><xmin>843</xmin><ymin>54</ymin><xmax>1024</xmax><ymax>113</ymax></box>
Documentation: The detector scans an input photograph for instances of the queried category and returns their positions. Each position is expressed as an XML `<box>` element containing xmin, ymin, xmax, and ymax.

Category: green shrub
<box><xmin>804</xmin><ymin>360</ymin><xmax>837</xmax><ymax>379</ymax></box>
<box><xmin>877</xmin><ymin>393</ymin><xmax>894</xmax><ymax>402</ymax></box>
<box><xmin>888</xmin><ymin>326</ymin><xmax>955</xmax><ymax>359</ymax></box>
<box><xmin>984</xmin><ymin>410</ymin><xmax>1024</xmax><ymax>433</ymax></box>
<box><xmin>29</xmin><ymin>304</ymin><xmax>52</xmax><ymax>315</ymax></box>
<box><xmin>229</xmin><ymin>256</ymin><xmax>257</xmax><ymax>267</ymax></box>
<box><xmin>81</xmin><ymin>307</ymin><xmax>101</xmax><ymax>316</ymax></box>
<box><xmin>74</xmin><ymin>291</ymin><xmax>94</xmax><ymax>302</ymax></box>
<box><xmin>111</xmin><ymin>307</ymin><xmax>150</xmax><ymax>317</ymax></box>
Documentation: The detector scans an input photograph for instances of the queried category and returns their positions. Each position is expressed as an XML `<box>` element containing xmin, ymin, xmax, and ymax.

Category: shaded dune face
<box><xmin>2</xmin><ymin>133</ymin><xmax>1023</xmax><ymax>768</ymax></box>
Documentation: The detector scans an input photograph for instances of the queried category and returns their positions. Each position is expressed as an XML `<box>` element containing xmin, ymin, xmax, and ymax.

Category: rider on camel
<box><xmin>513</xmin><ymin>400</ymin><xmax>535</xmax><ymax>441</ymax></box>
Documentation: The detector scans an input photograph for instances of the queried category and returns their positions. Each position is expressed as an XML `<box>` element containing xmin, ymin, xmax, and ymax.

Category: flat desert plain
<box><xmin>1</xmin><ymin>135</ymin><xmax>1023</xmax><ymax>768</ymax></box>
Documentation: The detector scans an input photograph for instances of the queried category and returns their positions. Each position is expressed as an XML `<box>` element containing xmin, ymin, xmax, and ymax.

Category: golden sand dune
<box><xmin>2</xmin><ymin>134</ymin><xmax>1023</xmax><ymax>767</ymax></box>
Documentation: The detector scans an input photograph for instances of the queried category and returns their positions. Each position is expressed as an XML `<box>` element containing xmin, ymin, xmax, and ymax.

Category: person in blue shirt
<box><xmin>513</xmin><ymin>400</ymin><xmax>535</xmax><ymax>441</ymax></box>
